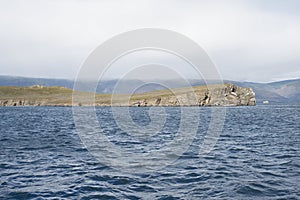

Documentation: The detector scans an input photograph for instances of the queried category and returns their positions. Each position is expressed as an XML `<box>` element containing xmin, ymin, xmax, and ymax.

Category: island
<box><xmin>0</xmin><ymin>83</ymin><xmax>256</xmax><ymax>107</ymax></box>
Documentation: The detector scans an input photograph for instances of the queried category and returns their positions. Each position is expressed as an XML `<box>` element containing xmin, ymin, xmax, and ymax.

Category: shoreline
<box><xmin>0</xmin><ymin>83</ymin><xmax>256</xmax><ymax>107</ymax></box>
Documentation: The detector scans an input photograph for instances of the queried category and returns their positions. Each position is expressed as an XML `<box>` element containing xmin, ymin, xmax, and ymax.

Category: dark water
<box><xmin>0</xmin><ymin>105</ymin><xmax>299</xmax><ymax>199</ymax></box>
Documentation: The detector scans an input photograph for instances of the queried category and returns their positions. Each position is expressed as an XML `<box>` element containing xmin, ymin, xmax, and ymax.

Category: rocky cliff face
<box><xmin>0</xmin><ymin>99</ymin><xmax>40</xmax><ymax>106</ymax></box>
<box><xmin>0</xmin><ymin>83</ymin><xmax>255</xmax><ymax>107</ymax></box>
<box><xmin>201</xmin><ymin>83</ymin><xmax>256</xmax><ymax>106</ymax></box>
<box><xmin>129</xmin><ymin>83</ymin><xmax>256</xmax><ymax>107</ymax></box>
<box><xmin>0</xmin><ymin>99</ymin><xmax>66</xmax><ymax>107</ymax></box>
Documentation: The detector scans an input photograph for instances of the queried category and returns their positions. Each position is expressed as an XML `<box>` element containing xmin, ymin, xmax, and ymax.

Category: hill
<box><xmin>0</xmin><ymin>83</ymin><xmax>255</xmax><ymax>107</ymax></box>
<box><xmin>0</xmin><ymin>75</ymin><xmax>299</xmax><ymax>104</ymax></box>
<box><xmin>232</xmin><ymin>79</ymin><xmax>300</xmax><ymax>103</ymax></box>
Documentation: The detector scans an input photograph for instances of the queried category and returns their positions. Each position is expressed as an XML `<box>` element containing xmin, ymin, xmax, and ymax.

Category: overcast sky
<box><xmin>0</xmin><ymin>0</ymin><xmax>299</xmax><ymax>82</ymax></box>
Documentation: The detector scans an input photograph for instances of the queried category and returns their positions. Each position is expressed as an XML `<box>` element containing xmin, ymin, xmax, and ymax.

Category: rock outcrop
<box><xmin>0</xmin><ymin>83</ymin><xmax>255</xmax><ymax>107</ymax></box>
<box><xmin>200</xmin><ymin>83</ymin><xmax>256</xmax><ymax>106</ymax></box>
<box><xmin>129</xmin><ymin>83</ymin><xmax>256</xmax><ymax>107</ymax></box>
<box><xmin>0</xmin><ymin>99</ymin><xmax>67</xmax><ymax>107</ymax></box>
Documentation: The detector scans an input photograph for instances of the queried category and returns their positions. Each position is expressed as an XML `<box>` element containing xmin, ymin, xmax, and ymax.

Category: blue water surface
<box><xmin>0</xmin><ymin>105</ymin><xmax>299</xmax><ymax>199</ymax></box>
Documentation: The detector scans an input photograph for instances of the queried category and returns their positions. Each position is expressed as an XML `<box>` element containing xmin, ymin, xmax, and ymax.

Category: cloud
<box><xmin>0</xmin><ymin>0</ymin><xmax>299</xmax><ymax>82</ymax></box>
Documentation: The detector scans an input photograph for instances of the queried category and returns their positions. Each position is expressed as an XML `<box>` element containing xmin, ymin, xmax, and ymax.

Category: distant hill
<box><xmin>232</xmin><ymin>79</ymin><xmax>300</xmax><ymax>104</ymax></box>
<box><xmin>0</xmin><ymin>75</ymin><xmax>299</xmax><ymax>104</ymax></box>
<box><xmin>0</xmin><ymin>75</ymin><xmax>74</xmax><ymax>88</ymax></box>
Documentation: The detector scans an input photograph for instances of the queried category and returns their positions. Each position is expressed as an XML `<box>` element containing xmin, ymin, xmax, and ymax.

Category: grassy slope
<box><xmin>0</xmin><ymin>86</ymin><xmax>74</xmax><ymax>105</ymax></box>
<box><xmin>0</xmin><ymin>85</ymin><xmax>213</xmax><ymax>105</ymax></box>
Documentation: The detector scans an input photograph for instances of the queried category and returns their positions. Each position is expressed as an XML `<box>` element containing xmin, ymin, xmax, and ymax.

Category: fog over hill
<box><xmin>0</xmin><ymin>75</ymin><xmax>299</xmax><ymax>104</ymax></box>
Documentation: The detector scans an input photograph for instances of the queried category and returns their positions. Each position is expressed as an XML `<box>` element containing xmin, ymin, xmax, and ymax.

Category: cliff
<box><xmin>127</xmin><ymin>83</ymin><xmax>255</xmax><ymax>107</ymax></box>
<box><xmin>0</xmin><ymin>83</ymin><xmax>255</xmax><ymax>107</ymax></box>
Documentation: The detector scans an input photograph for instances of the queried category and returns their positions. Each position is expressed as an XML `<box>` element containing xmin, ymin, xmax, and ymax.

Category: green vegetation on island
<box><xmin>0</xmin><ymin>83</ymin><xmax>256</xmax><ymax>107</ymax></box>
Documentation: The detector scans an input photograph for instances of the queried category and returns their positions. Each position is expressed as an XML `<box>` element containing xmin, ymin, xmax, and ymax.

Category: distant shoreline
<box><xmin>0</xmin><ymin>75</ymin><xmax>299</xmax><ymax>104</ymax></box>
<box><xmin>0</xmin><ymin>83</ymin><xmax>256</xmax><ymax>107</ymax></box>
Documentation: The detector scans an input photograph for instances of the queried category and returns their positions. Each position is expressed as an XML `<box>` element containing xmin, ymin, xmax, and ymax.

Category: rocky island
<box><xmin>0</xmin><ymin>83</ymin><xmax>256</xmax><ymax>107</ymax></box>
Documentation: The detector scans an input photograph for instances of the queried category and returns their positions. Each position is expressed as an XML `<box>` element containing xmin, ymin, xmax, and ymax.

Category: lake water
<box><xmin>0</xmin><ymin>105</ymin><xmax>299</xmax><ymax>199</ymax></box>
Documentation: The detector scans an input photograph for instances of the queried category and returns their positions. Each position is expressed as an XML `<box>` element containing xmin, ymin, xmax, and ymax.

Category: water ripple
<box><xmin>0</xmin><ymin>106</ymin><xmax>299</xmax><ymax>199</ymax></box>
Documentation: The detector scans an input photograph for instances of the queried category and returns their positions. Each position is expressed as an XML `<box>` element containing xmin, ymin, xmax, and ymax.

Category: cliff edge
<box><xmin>0</xmin><ymin>83</ymin><xmax>255</xmax><ymax>107</ymax></box>
<box><xmin>128</xmin><ymin>83</ymin><xmax>256</xmax><ymax>107</ymax></box>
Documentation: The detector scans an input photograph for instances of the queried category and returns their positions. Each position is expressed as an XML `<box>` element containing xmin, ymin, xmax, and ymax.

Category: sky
<box><xmin>0</xmin><ymin>0</ymin><xmax>299</xmax><ymax>82</ymax></box>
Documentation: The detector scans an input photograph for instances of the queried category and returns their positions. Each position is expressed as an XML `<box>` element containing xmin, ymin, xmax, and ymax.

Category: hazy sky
<box><xmin>0</xmin><ymin>0</ymin><xmax>299</xmax><ymax>82</ymax></box>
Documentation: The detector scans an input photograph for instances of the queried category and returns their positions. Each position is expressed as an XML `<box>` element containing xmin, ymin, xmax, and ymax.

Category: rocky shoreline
<box><xmin>126</xmin><ymin>83</ymin><xmax>256</xmax><ymax>107</ymax></box>
<box><xmin>0</xmin><ymin>83</ymin><xmax>256</xmax><ymax>107</ymax></box>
